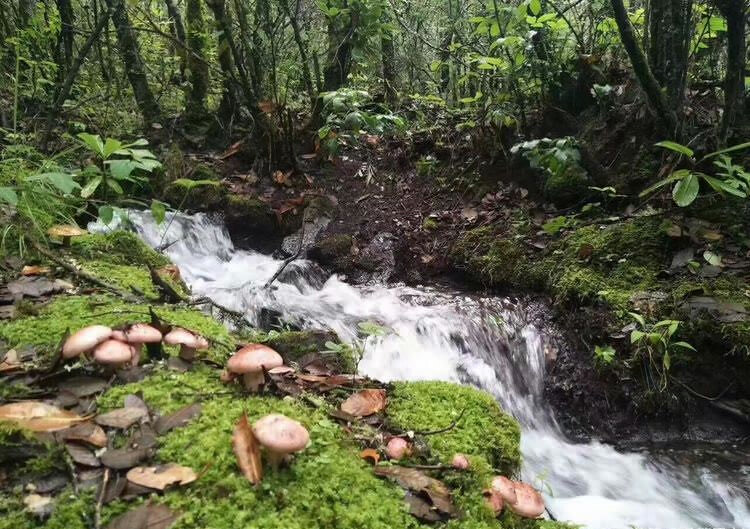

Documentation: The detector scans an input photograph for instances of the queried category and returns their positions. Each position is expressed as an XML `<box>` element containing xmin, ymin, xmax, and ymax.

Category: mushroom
<box><xmin>47</xmin><ymin>224</ymin><xmax>87</xmax><ymax>247</ymax></box>
<box><xmin>113</xmin><ymin>323</ymin><xmax>163</xmax><ymax>367</ymax></box>
<box><xmin>507</xmin><ymin>482</ymin><xmax>544</xmax><ymax>519</ymax></box>
<box><xmin>226</xmin><ymin>344</ymin><xmax>283</xmax><ymax>392</ymax></box>
<box><xmin>62</xmin><ymin>325</ymin><xmax>113</xmax><ymax>359</ymax></box>
<box><xmin>483</xmin><ymin>489</ymin><xmax>504</xmax><ymax>516</ymax></box>
<box><xmin>451</xmin><ymin>453</ymin><xmax>470</xmax><ymax>470</ymax></box>
<box><xmin>93</xmin><ymin>339</ymin><xmax>137</xmax><ymax>369</ymax></box>
<box><xmin>252</xmin><ymin>414</ymin><xmax>309</xmax><ymax>469</ymax></box>
<box><xmin>385</xmin><ymin>437</ymin><xmax>410</xmax><ymax>460</ymax></box>
<box><xmin>490</xmin><ymin>475</ymin><xmax>517</xmax><ymax>504</ymax></box>
<box><xmin>163</xmin><ymin>327</ymin><xmax>208</xmax><ymax>361</ymax></box>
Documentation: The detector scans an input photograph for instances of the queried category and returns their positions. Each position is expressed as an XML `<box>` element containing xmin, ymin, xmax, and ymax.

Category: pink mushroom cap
<box><xmin>507</xmin><ymin>482</ymin><xmax>545</xmax><ymax>519</ymax></box>
<box><xmin>62</xmin><ymin>325</ymin><xmax>112</xmax><ymax>359</ymax></box>
<box><xmin>252</xmin><ymin>414</ymin><xmax>310</xmax><ymax>454</ymax></box>
<box><xmin>451</xmin><ymin>453</ymin><xmax>470</xmax><ymax>469</ymax></box>
<box><xmin>93</xmin><ymin>339</ymin><xmax>136</xmax><ymax>366</ymax></box>
<box><xmin>491</xmin><ymin>475</ymin><xmax>518</xmax><ymax>504</ymax></box>
<box><xmin>385</xmin><ymin>437</ymin><xmax>410</xmax><ymax>460</ymax></box>
<box><xmin>118</xmin><ymin>323</ymin><xmax>162</xmax><ymax>344</ymax></box>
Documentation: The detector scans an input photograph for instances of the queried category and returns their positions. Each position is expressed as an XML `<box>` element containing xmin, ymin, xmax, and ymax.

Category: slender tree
<box><xmin>185</xmin><ymin>0</ymin><xmax>209</xmax><ymax>120</ymax></box>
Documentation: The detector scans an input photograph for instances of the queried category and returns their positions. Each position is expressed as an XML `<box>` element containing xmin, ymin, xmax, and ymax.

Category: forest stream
<box><xmin>96</xmin><ymin>209</ymin><xmax>750</xmax><ymax>529</ymax></box>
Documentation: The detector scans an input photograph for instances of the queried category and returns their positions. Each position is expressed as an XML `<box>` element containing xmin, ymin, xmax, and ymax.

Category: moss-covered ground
<box><xmin>0</xmin><ymin>228</ymin><xmax>567</xmax><ymax>529</ymax></box>
<box><xmin>450</xmin><ymin>214</ymin><xmax>750</xmax><ymax>394</ymax></box>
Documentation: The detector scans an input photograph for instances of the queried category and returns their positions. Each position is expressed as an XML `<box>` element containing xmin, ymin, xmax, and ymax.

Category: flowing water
<box><xmin>103</xmin><ymin>210</ymin><xmax>749</xmax><ymax>529</ymax></box>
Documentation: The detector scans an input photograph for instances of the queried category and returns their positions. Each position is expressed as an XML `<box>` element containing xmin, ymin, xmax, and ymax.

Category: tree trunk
<box><xmin>282</xmin><ymin>0</ymin><xmax>316</xmax><ymax>110</ymax></box>
<box><xmin>716</xmin><ymin>0</ymin><xmax>746</xmax><ymax>142</ymax></box>
<box><xmin>185</xmin><ymin>0</ymin><xmax>208</xmax><ymax>119</ymax></box>
<box><xmin>55</xmin><ymin>0</ymin><xmax>74</xmax><ymax>70</ymax></box>
<box><xmin>381</xmin><ymin>11</ymin><xmax>397</xmax><ymax>106</ymax></box>
<box><xmin>647</xmin><ymin>0</ymin><xmax>692</xmax><ymax>112</ymax></box>
<box><xmin>205</xmin><ymin>0</ymin><xmax>237</xmax><ymax>127</ymax></box>
<box><xmin>104</xmin><ymin>0</ymin><xmax>160</xmax><ymax>123</ymax></box>
<box><xmin>43</xmin><ymin>6</ymin><xmax>111</xmax><ymax>149</ymax></box>
<box><xmin>610</xmin><ymin>0</ymin><xmax>677</xmax><ymax>133</ymax></box>
<box><xmin>323</xmin><ymin>4</ymin><xmax>355</xmax><ymax>91</ymax></box>
<box><xmin>164</xmin><ymin>0</ymin><xmax>187</xmax><ymax>79</ymax></box>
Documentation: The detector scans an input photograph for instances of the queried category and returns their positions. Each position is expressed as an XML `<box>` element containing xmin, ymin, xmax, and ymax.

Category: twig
<box><xmin>94</xmin><ymin>468</ymin><xmax>109</xmax><ymax>529</ymax></box>
<box><xmin>32</xmin><ymin>241</ymin><xmax>141</xmax><ymax>303</ymax></box>
<box><xmin>413</xmin><ymin>408</ymin><xmax>465</xmax><ymax>436</ymax></box>
<box><xmin>264</xmin><ymin>219</ymin><xmax>306</xmax><ymax>289</ymax></box>
<box><xmin>392</xmin><ymin>461</ymin><xmax>463</xmax><ymax>471</ymax></box>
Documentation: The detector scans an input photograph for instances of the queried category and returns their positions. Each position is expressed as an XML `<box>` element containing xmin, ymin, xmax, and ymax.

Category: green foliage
<box><xmin>628</xmin><ymin>313</ymin><xmax>696</xmax><ymax>391</ymax></box>
<box><xmin>593</xmin><ymin>344</ymin><xmax>616</xmax><ymax>367</ymax></box>
<box><xmin>641</xmin><ymin>141</ymin><xmax>750</xmax><ymax>207</ymax></box>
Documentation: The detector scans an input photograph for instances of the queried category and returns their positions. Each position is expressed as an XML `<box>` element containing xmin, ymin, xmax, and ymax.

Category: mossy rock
<box><xmin>224</xmin><ymin>194</ymin><xmax>278</xmax><ymax>236</ymax></box>
<box><xmin>70</xmin><ymin>232</ymin><xmax>170</xmax><ymax>268</ymax></box>
<box><xmin>388</xmin><ymin>381</ymin><xmax>521</xmax><ymax>476</ymax></box>
<box><xmin>543</xmin><ymin>168</ymin><xmax>590</xmax><ymax>207</ymax></box>
<box><xmin>309</xmin><ymin>235</ymin><xmax>354</xmax><ymax>271</ymax></box>
<box><xmin>163</xmin><ymin>176</ymin><xmax>228</xmax><ymax>212</ymax></box>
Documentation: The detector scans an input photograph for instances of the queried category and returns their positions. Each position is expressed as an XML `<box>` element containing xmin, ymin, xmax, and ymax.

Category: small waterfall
<box><xmin>98</xmin><ymin>210</ymin><xmax>749</xmax><ymax>529</ymax></box>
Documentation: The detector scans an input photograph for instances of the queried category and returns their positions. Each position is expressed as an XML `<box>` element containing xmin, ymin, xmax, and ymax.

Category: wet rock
<box><xmin>275</xmin><ymin>261</ymin><xmax>328</xmax><ymax>291</ymax></box>
<box><xmin>309</xmin><ymin>235</ymin><xmax>354</xmax><ymax>272</ymax></box>
<box><xmin>223</xmin><ymin>195</ymin><xmax>279</xmax><ymax>251</ymax></box>
<box><xmin>355</xmin><ymin>232</ymin><xmax>398</xmax><ymax>281</ymax></box>
<box><xmin>266</xmin><ymin>330</ymin><xmax>339</xmax><ymax>364</ymax></box>
<box><xmin>162</xmin><ymin>163</ymin><xmax>228</xmax><ymax>211</ymax></box>
<box><xmin>281</xmin><ymin>196</ymin><xmax>338</xmax><ymax>257</ymax></box>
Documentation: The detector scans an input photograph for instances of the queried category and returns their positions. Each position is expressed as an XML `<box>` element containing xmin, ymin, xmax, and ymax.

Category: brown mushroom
<box><xmin>483</xmin><ymin>489</ymin><xmax>504</xmax><ymax>516</ymax></box>
<box><xmin>451</xmin><ymin>453</ymin><xmax>470</xmax><ymax>470</ymax></box>
<box><xmin>252</xmin><ymin>414</ymin><xmax>309</xmax><ymax>469</ymax></box>
<box><xmin>93</xmin><ymin>339</ymin><xmax>137</xmax><ymax>369</ymax></box>
<box><xmin>226</xmin><ymin>344</ymin><xmax>283</xmax><ymax>392</ymax></box>
<box><xmin>113</xmin><ymin>324</ymin><xmax>163</xmax><ymax>367</ymax></box>
<box><xmin>163</xmin><ymin>327</ymin><xmax>208</xmax><ymax>361</ymax></box>
<box><xmin>385</xmin><ymin>437</ymin><xmax>410</xmax><ymax>460</ymax></box>
<box><xmin>507</xmin><ymin>482</ymin><xmax>544</xmax><ymax>519</ymax></box>
<box><xmin>490</xmin><ymin>475</ymin><xmax>517</xmax><ymax>504</ymax></box>
<box><xmin>62</xmin><ymin>325</ymin><xmax>113</xmax><ymax>359</ymax></box>
<box><xmin>47</xmin><ymin>225</ymin><xmax>87</xmax><ymax>247</ymax></box>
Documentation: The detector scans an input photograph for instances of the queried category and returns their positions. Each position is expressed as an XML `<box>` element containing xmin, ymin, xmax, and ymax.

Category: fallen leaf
<box><xmin>664</xmin><ymin>222</ymin><xmax>682</xmax><ymax>238</ymax></box>
<box><xmin>273</xmin><ymin>170</ymin><xmax>293</xmax><ymax>187</ymax></box>
<box><xmin>21</xmin><ymin>265</ymin><xmax>51</xmax><ymax>276</ymax></box>
<box><xmin>460</xmin><ymin>207</ymin><xmax>479</xmax><ymax>223</ymax></box>
<box><xmin>7</xmin><ymin>277</ymin><xmax>71</xmax><ymax>298</ymax></box>
<box><xmin>57</xmin><ymin>421</ymin><xmax>107</xmax><ymax>447</ymax></box>
<box><xmin>0</xmin><ymin>349</ymin><xmax>21</xmax><ymax>373</ymax></box>
<box><xmin>360</xmin><ymin>448</ymin><xmax>380</xmax><ymax>465</ymax></box>
<box><xmin>577</xmin><ymin>243</ymin><xmax>594</xmax><ymax>261</ymax></box>
<box><xmin>154</xmin><ymin>403</ymin><xmax>201</xmax><ymax>435</ymax></box>
<box><xmin>670</xmin><ymin>247</ymin><xmax>695</xmax><ymax>269</ymax></box>
<box><xmin>58</xmin><ymin>376</ymin><xmax>107</xmax><ymax>398</ymax></box>
<box><xmin>65</xmin><ymin>443</ymin><xmax>100</xmax><ymax>467</ymax></box>
<box><xmin>106</xmin><ymin>503</ymin><xmax>179</xmax><ymax>529</ymax></box>
<box><xmin>405</xmin><ymin>491</ymin><xmax>443</xmax><ymax>522</ymax></box>
<box><xmin>0</xmin><ymin>401</ymin><xmax>86</xmax><ymax>432</ymax></box>
<box><xmin>373</xmin><ymin>466</ymin><xmax>456</xmax><ymax>516</ymax></box>
<box><xmin>126</xmin><ymin>464</ymin><xmax>197</xmax><ymax>491</ymax></box>
<box><xmin>219</xmin><ymin>140</ymin><xmax>243</xmax><ymax>160</ymax></box>
<box><xmin>258</xmin><ymin>100</ymin><xmax>277</xmax><ymax>114</ymax></box>
<box><xmin>340</xmin><ymin>389</ymin><xmax>387</xmax><ymax>417</ymax></box>
<box><xmin>100</xmin><ymin>447</ymin><xmax>150</xmax><ymax>469</ymax></box>
<box><xmin>232</xmin><ymin>413</ymin><xmax>262</xmax><ymax>485</ymax></box>
<box><xmin>95</xmin><ymin>407</ymin><xmax>148</xmax><ymax>429</ymax></box>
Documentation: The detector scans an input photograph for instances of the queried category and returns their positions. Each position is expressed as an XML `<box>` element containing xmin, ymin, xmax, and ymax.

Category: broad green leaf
<box><xmin>630</xmin><ymin>329</ymin><xmax>646</xmax><ymax>343</ymax></box>
<box><xmin>639</xmin><ymin>169</ymin><xmax>690</xmax><ymax>197</ymax></box>
<box><xmin>672</xmin><ymin>341</ymin><xmax>697</xmax><ymax>352</ymax></box>
<box><xmin>655</xmin><ymin>140</ymin><xmax>694</xmax><ymax>158</ymax></box>
<box><xmin>703</xmin><ymin>250</ymin><xmax>722</xmax><ymax>266</ymax></box>
<box><xmin>672</xmin><ymin>172</ymin><xmax>699</xmax><ymax>206</ymax></box>
<box><xmin>662</xmin><ymin>350</ymin><xmax>671</xmax><ymax>370</ymax></box>
<box><xmin>701</xmin><ymin>174</ymin><xmax>746</xmax><ymax>197</ymax></box>
<box><xmin>27</xmin><ymin>172</ymin><xmax>81</xmax><ymax>195</ymax></box>
<box><xmin>529</xmin><ymin>0</ymin><xmax>541</xmax><ymax>15</ymax></box>
<box><xmin>151</xmin><ymin>200</ymin><xmax>166</xmax><ymax>224</ymax></box>
<box><xmin>102</xmin><ymin>138</ymin><xmax>124</xmax><ymax>159</ymax></box>
<box><xmin>106</xmin><ymin>179</ymin><xmax>124</xmax><ymax>195</ymax></box>
<box><xmin>107</xmin><ymin>159</ymin><xmax>137</xmax><ymax>180</ymax></box>
<box><xmin>0</xmin><ymin>187</ymin><xmax>18</xmax><ymax>205</ymax></box>
<box><xmin>98</xmin><ymin>205</ymin><xmax>114</xmax><ymax>225</ymax></box>
<box><xmin>80</xmin><ymin>175</ymin><xmax>102</xmax><ymax>198</ymax></box>
<box><xmin>629</xmin><ymin>312</ymin><xmax>646</xmax><ymax>327</ymax></box>
<box><xmin>77</xmin><ymin>132</ymin><xmax>105</xmax><ymax>157</ymax></box>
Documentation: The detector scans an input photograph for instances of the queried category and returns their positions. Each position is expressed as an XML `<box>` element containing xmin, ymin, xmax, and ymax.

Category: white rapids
<box><xmin>97</xmin><ymin>210</ymin><xmax>750</xmax><ymax>529</ymax></box>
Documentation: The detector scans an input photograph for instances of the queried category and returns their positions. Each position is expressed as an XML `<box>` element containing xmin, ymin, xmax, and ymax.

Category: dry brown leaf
<box><xmin>21</xmin><ymin>265</ymin><xmax>51</xmax><ymax>276</ymax></box>
<box><xmin>95</xmin><ymin>407</ymin><xmax>148</xmax><ymax>429</ymax></box>
<box><xmin>219</xmin><ymin>140</ymin><xmax>243</xmax><ymax>160</ymax></box>
<box><xmin>0</xmin><ymin>401</ymin><xmax>86</xmax><ymax>432</ymax></box>
<box><xmin>340</xmin><ymin>389</ymin><xmax>387</xmax><ymax>417</ymax></box>
<box><xmin>58</xmin><ymin>421</ymin><xmax>107</xmax><ymax>447</ymax></box>
<box><xmin>156</xmin><ymin>265</ymin><xmax>181</xmax><ymax>281</ymax></box>
<box><xmin>258</xmin><ymin>100</ymin><xmax>278</xmax><ymax>114</ymax></box>
<box><xmin>0</xmin><ymin>349</ymin><xmax>21</xmax><ymax>373</ymax></box>
<box><xmin>126</xmin><ymin>464</ymin><xmax>197</xmax><ymax>491</ymax></box>
<box><xmin>232</xmin><ymin>413</ymin><xmax>262</xmax><ymax>485</ymax></box>
<box><xmin>373</xmin><ymin>466</ymin><xmax>456</xmax><ymax>516</ymax></box>
<box><xmin>360</xmin><ymin>448</ymin><xmax>380</xmax><ymax>465</ymax></box>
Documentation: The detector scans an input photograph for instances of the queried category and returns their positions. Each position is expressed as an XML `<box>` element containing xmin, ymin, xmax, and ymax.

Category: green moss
<box><xmin>263</xmin><ymin>330</ymin><xmax>353</xmax><ymax>369</ymax></box>
<box><xmin>224</xmin><ymin>195</ymin><xmax>278</xmax><ymax>235</ymax></box>
<box><xmin>0</xmin><ymin>295</ymin><xmax>234</xmax><ymax>361</ymax></box>
<box><xmin>80</xmin><ymin>262</ymin><xmax>160</xmax><ymax>298</ymax></box>
<box><xmin>309</xmin><ymin>235</ymin><xmax>354</xmax><ymax>270</ymax></box>
<box><xmin>423</xmin><ymin>218</ymin><xmax>439</xmax><ymax>231</ymax></box>
<box><xmin>543</xmin><ymin>169</ymin><xmax>590</xmax><ymax>207</ymax></box>
<box><xmin>388</xmin><ymin>381</ymin><xmax>521</xmax><ymax>476</ymax></box>
<box><xmin>0</xmin><ymin>489</ymin><xmax>97</xmax><ymax>529</ymax></box>
<box><xmin>70</xmin><ymin>231</ymin><xmax>170</xmax><ymax>268</ymax></box>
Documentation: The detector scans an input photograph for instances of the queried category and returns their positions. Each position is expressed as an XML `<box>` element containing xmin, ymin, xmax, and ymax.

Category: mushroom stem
<box><xmin>179</xmin><ymin>345</ymin><xmax>196</xmax><ymax>361</ymax></box>
<box><xmin>266</xmin><ymin>450</ymin><xmax>284</xmax><ymax>470</ymax></box>
<box><xmin>62</xmin><ymin>236</ymin><xmax>71</xmax><ymax>247</ymax></box>
<box><xmin>242</xmin><ymin>371</ymin><xmax>265</xmax><ymax>392</ymax></box>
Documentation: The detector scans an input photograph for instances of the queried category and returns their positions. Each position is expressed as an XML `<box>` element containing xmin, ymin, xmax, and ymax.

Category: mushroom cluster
<box><xmin>484</xmin><ymin>476</ymin><xmax>545</xmax><ymax>519</ymax></box>
<box><xmin>252</xmin><ymin>414</ymin><xmax>309</xmax><ymax>469</ymax></box>
<box><xmin>62</xmin><ymin>324</ymin><xmax>209</xmax><ymax>369</ymax></box>
<box><xmin>226</xmin><ymin>344</ymin><xmax>283</xmax><ymax>392</ymax></box>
